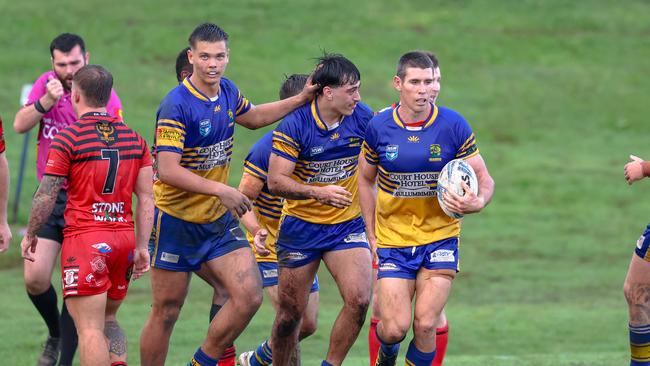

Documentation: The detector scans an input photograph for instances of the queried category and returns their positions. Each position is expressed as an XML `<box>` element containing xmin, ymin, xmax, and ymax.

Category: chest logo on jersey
<box><xmin>348</xmin><ymin>137</ymin><xmax>361</xmax><ymax>147</ymax></box>
<box><xmin>310</xmin><ymin>146</ymin><xmax>324</xmax><ymax>156</ymax></box>
<box><xmin>330</xmin><ymin>132</ymin><xmax>340</xmax><ymax>141</ymax></box>
<box><xmin>96</xmin><ymin>122</ymin><xmax>116</xmax><ymax>145</ymax></box>
<box><xmin>386</xmin><ymin>144</ymin><xmax>399</xmax><ymax>161</ymax></box>
<box><xmin>408</xmin><ymin>135</ymin><xmax>420</xmax><ymax>143</ymax></box>
<box><xmin>429</xmin><ymin>144</ymin><xmax>442</xmax><ymax>162</ymax></box>
<box><xmin>199</xmin><ymin>119</ymin><xmax>212</xmax><ymax>136</ymax></box>
<box><xmin>214</xmin><ymin>105</ymin><xmax>221</xmax><ymax>113</ymax></box>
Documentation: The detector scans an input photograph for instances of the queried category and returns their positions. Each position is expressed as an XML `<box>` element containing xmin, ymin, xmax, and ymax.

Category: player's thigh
<box><xmin>66</xmin><ymin>293</ymin><xmax>107</xmax><ymax>332</ymax></box>
<box><xmin>302</xmin><ymin>290</ymin><xmax>320</xmax><ymax>330</ymax></box>
<box><xmin>377</xmin><ymin>277</ymin><xmax>414</xmax><ymax>327</ymax></box>
<box><xmin>195</xmin><ymin>263</ymin><xmax>229</xmax><ymax>303</ymax></box>
<box><xmin>150</xmin><ymin>267</ymin><xmax>192</xmax><ymax>306</ymax></box>
<box><xmin>265</xmin><ymin>285</ymin><xmax>280</xmax><ymax>311</ymax></box>
<box><xmin>277</xmin><ymin>261</ymin><xmax>320</xmax><ymax>315</ymax></box>
<box><xmin>323</xmin><ymin>247</ymin><xmax>372</xmax><ymax>303</ymax></box>
<box><xmin>24</xmin><ymin>238</ymin><xmax>60</xmax><ymax>285</ymax></box>
<box><xmin>105</xmin><ymin>297</ymin><xmax>123</xmax><ymax>321</ymax></box>
<box><xmin>204</xmin><ymin>247</ymin><xmax>261</xmax><ymax>300</ymax></box>
<box><xmin>414</xmin><ymin>269</ymin><xmax>454</xmax><ymax>330</ymax></box>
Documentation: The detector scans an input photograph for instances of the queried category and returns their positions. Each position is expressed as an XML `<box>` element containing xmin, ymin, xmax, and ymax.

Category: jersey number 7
<box><xmin>101</xmin><ymin>149</ymin><xmax>120</xmax><ymax>194</ymax></box>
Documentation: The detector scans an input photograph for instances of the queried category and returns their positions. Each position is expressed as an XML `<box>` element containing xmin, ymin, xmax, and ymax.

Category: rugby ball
<box><xmin>436</xmin><ymin>159</ymin><xmax>478</xmax><ymax>219</ymax></box>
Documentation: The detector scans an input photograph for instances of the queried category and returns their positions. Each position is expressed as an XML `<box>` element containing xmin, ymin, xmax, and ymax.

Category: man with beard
<box><xmin>13</xmin><ymin>33</ymin><xmax>122</xmax><ymax>366</ymax></box>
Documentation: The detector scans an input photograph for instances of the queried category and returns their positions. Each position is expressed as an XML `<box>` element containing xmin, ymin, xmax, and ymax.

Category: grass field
<box><xmin>1</xmin><ymin>0</ymin><xmax>649</xmax><ymax>364</ymax></box>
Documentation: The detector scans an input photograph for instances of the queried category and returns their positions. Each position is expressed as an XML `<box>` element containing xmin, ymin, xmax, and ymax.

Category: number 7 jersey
<box><xmin>44</xmin><ymin>112</ymin><xmax>152</xmax><ymax>236</ymax></box>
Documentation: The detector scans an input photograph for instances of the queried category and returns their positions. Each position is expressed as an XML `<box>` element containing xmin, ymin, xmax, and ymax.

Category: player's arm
<box><xmin>267</xmin><ymin>153</ymin><xmax>352</xmax><ymax>208</ymax></box>
<box><xmin>21</xmin><ymin>174</ymin><xmax>66</xmax><ymax>261</ymax></box>
<box><xmin>14</xmin><ymin>75</ymin><xmax>63</xmax><ymax>133</ymax></box>
<box><xmin>238</xmin><ymin>172</ymin><xmax>269</xmax><ymax>256</ymax></box>
<box><xmin>357</xmin><ymin>153</ymin><xmax>378</xmax><ymax>255</ymax></box>
<box><xmin>442</xmin><ymin>153</ymin><xmax>495</xmax><ymax>215</ymax></box>
<box><xmin>0</xmin><ymin>152</ymin><xmax>11</xmax><ymax>252</ymax></box>
<box><xmin>132</xmin><ymin>166</ymin><xmax>154</xmax><ymax>279</ymax></box>
<box><xmin>156</xmin><ymin>151</ymin><xmax>251</xmax><ymax>217</ymax></box>
<box><xmin>624</xmin><ymin>155</ymin><xmax>650</xmax><ymax>185</ymax></box>
<box><xmin>235</xmin><ymin>80</ymin><xmax>318</xmax><ymax>129</ymax></box>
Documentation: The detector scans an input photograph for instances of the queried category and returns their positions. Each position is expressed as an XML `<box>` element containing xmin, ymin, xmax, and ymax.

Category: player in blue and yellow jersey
<box><xmin>237</xmin><ymin>74</ymin><xmax>320</xmax><ymax>366</ymax></box>
<box><xmin>623</xmin><ymin>156</ymin><xmax>650</xmax><ymax>366</ymax></box>
<box><xmin>139</xmin><ymin>23</ymin><xmax>317</xmax><ymax>366</ymax></box>
<box><xmin>268</xmin><ymin>54</ymin><xmax>374</xmax><ymax>366</ymax></box>
<box><xmin>359</xmin><ymin>51</ymin><xmax>494</xmax><ymax>366</ymax></box>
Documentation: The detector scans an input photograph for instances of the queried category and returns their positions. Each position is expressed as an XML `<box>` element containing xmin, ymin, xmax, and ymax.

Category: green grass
<box><xmin>1</xmin><ymin>0</ymin><xmax>649</xmax><ymax>364</ymax></box>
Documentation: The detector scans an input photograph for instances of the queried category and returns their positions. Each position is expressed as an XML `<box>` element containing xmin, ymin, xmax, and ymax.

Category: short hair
<box><xmin>50</xmin><ymin>33</ymin><xmax>85</xmax><ymax>57</ymax></box>
<box><xmin>423</xmin><ymin>51</ymin><xmax>440</xmax><ymax>69</ymax></box>
<box><xmin>279</xmin><ymin>74</ymin><xmax>308</xmax><ymax>100</ymax></box>
<box><xmin>175</xmin><ymin>47</ymin><xmax>192</xmax><ymax>82</ymax></box>
<box><xmin>189</xmin><ymin>23</ymin><xmax>229</xmax><ymax>48</ymax></box>
<box><xmin>312</xmin><ymin>53</ymin><xmax>360</xmax><ymax>95</ymax></box>
<box><xmin>73</xmin><ymin>65</ymin><xmax>113</xmax><ymax>108</ymax></box>
<box><xmin>396</xmin><ymin>51</ymin><xmax>434</xmax><ymax>79</ymax></box>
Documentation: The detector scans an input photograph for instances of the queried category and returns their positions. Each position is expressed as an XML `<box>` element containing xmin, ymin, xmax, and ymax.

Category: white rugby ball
<box><xmin>436</xmin><ymin>159</ymin><xmax>478</xmax><ymax>219</ymax></box>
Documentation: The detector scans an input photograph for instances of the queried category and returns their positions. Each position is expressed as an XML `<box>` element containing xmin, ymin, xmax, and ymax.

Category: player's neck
<box><xmin>190</xmin><ymin>74</ymin><xmax>221</xmax><ymax>99</ymax></box>
<box><xmin>316</xmin><ymin>97</ymin><xmax>343</xmax><ymax>128</ymax></box>
<box><xmin>397</xmin><ymin>102</ymin><xmax>431</xmax><ymax>124</ymax></box>
<box><xmin>76</xmin><ymin>106</ymin><xmax>107</xmax><ymax>118</ymax></box>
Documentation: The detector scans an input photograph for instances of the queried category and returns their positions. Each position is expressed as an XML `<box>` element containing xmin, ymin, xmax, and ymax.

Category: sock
<box><xmin>431</xmin><ymin>323</ymin><xmax>449</xmax><ymax>366</ymax></box>
<box><xmin>247</xmin><ymin>340</ymin><xmax>272</xmax><ymax>366</ymax></box>
<box><xmin>58</xmin><ymin>301</ymin><xmax>78</xmax><ymax>366</ymax></box>
<box><xmin>219</xmin><ymin>344</ymin><xmax>236</xmax><ymax>366</ymax></box>
<box><xmin>110</xmin><ymin>362</ymin><xmax>127</xmax><ymax>366</ymax></box>
<box><xmin>378</xmin><ymin>333</ymin><xmax>400</xmax><ymax>359</ymax></box>
<box><xmin>322</xmin><ymin>361</ymin><xmax>334</xmax><ymax>366</ymax></box>
<box><xmin>630</xmin><ymin>324</ymin><xmax>650</xmax><ymax>365</ymax></box>
<box><xmin>28</xmin><ymin>284</ymin><xmax>60</xmax><ymax>337</ymax></box>
<box><xmin>209</xmin><ymin>304</ymin><xmax>222</xmax><ymax>323</ymax></box>
<box><xmin>369</xmin><ymin>317</ymin><xmax>380</xmax><ymax>366</ymax></box>
<box><xmin>405</xmin><ymin>340</ymin><xmax>436</xmax><ymax>366</ymax></box>
<box><xmin>190</xmin><ymin>347</ymin><xmax>218</xmax><ymax>366</ymax></box>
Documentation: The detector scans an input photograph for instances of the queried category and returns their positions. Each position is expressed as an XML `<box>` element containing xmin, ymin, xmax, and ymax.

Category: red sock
<box><xmin>219</xmin><ymin>345</ymin><xmax>236</xmax><ymax>366</ymax></box>
<box><xmin>431</xmin><ymin>322</ymin><xmax>449</xmax><ymax>366</ymax></box>
<box><xmin>111</xmin><ymin>362</ymin><xmax>127</xmax><ymax>366</ymax></box>
<box><xmin>368</xmin><ymin>317</ymin><xmax>380</xmax><ymax>366</ymax></box>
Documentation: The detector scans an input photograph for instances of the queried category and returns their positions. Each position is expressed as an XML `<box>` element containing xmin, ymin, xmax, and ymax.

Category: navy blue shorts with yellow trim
<box><xmin>277</xmin><ymin>215</ymin><xmax>369</xmax><ymax>268</ymax></box>
<box><xmin>635</xmin><ymin>223</ymin><xmax>650</xmax><ymax>261</ymax></box>
<box><xmin>377</xmin><ymin>237</ymin><xmax>459</xmax><ymax>280</ymax></box>
<box><xmin>257</xmin><ymin>261</ymin><xmax>319</xmax><ymax>292</ymax></box>
<box><xmin>149</xmin><ymin>208</ymin><xmax>248</xmax><ymax>272</ymax></box>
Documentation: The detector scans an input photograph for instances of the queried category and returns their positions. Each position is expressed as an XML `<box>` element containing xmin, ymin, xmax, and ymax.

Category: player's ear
<box><xmin>323</xmin><ymin>86</ymin><xmax>333</xmax><ymax>101</ymax></box>
<box><xmin>393</xmin><ymin>75</ymin><xmax>402</xmax><ymax>92</ymax></box>
<box><xmin>84</xmin><ymin>51</ymin><xmax>90</xmax><ymax>64</ymax></box>
<box><xmin>188</xmin><ymin>48</ymin><xmax>194</xmax><ymax>65</ymax></box>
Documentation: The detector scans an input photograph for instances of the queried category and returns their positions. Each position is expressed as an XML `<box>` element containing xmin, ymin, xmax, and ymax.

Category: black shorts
<box><xmin>35</xmin><ymin>189</ymin><xmax>67</xmax><ymax>244</ymax></box>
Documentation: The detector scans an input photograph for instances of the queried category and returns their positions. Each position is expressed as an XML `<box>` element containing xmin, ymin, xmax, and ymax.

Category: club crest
<box><xmin>386</xmin><ymin>144</ymin><xmax>399</xmax><ymax>161</ymax></box>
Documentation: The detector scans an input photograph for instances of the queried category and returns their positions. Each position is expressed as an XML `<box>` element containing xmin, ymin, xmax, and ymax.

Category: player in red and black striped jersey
<box><xmin>0</xmin><ymin>114</ymin><xmax>11</xmax><ymax>253</ymax></box>
<box><xmin>21</xmin><ymin>65</ymin><xmax>154</xmax><ymax>366</ymax></box>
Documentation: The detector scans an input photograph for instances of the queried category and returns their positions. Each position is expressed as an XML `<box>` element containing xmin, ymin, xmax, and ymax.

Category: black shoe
<box><xmin>37</xmin><ymin>336</ymin><xmax>60</xmax><ymax>366</ymax></box>
<box><xmin>375</xmin><ymin>349</ymin><xmax>398</xmax><ymax>366</ymax></box>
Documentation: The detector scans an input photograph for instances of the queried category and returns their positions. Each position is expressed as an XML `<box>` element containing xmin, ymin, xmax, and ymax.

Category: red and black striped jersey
<box><xmin>45</xmin><ymin>112</ymin><xmax>152</xmax><ymax>236</ymax></box>
<box><xmin>0</xmin><ymin>115</ymin><xmax>5</xmax><ymax>153</ymax></box>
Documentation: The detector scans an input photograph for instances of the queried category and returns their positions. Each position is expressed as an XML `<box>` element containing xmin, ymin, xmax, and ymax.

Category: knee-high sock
<box><xmin>630</xmin><ymin>324</ymin><xmax>650</xmax><ymax>365</ymax></box>
<box><xmin>369</xmin><ymin>317</ymin><xmax>380</xmax><ymax>366</ymax></box>
<box><xmin>431</xmin><ymin>322</ymin><xmax>449</xmax><ymax>366</ymax></box>
<box><xmin>405</xmin><ymin>340</ymin><xmax>436</xmax><ymax>366</ymax></box>
<box><xmin>58</xmin><ymin>301</ymin><xmax>78</xmax><ymax>366</ymax></box>
<box><xmin>28</xmin><ymin>284</ymin><xmax>60</xmax><ymax>338</ymax></box>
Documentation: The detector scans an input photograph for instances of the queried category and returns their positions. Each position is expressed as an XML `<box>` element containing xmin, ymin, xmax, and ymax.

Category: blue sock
<box><xmin>321</xmin><ymin>361</ymin><xmax>334</xmax><ymax>366</ymax></box>
<box><xmin>250</xmin><ymin>340</ymin><xmax>273</xmax><ymax>366</ymax></box>
<box><xmin>404</xmin><ymin>340</ymin><xmax>436</xmax><ymax>366</ymax></box>
<box><xmin>630</xmin><ymin>324</ymin><xmax>650</xmax><ymax>365</ymax></box>
<box><xmin>379</xmin><ymin>341</ymin><xmax>400</xmax><ymax>358</ymax></box>
<box><xmin>189</xmin><ymin>347</ymin><xmax>218</xmax><ymax>366</ymax></box>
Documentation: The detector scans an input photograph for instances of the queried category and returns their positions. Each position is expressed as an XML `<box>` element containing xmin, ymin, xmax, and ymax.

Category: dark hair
<box><xmin>423</xmin><ymin>51</ymin><xmax>439</xmax><ymax>69</ymax></box>
<box><xmin>189</xmin><ymin>23</ymin><xmax>229</xmax><ymax>48</ymax></box>
<box><xmin>312</xmin><ymin>53</ymin><xmax>360</xmax><ymax>95</ymax></box>
<box><xmin>73</xmin><ymin>65</ymin><xmax>113</xmax><ymax>108</ymax></box>
<box><xmin>279</xmin><ymin>74</ymin><xmax>308</xmax><ymax>100</ymax></box>
<box><xmin>175</xmin><ymin>47</ymin><xmax>192</xmax><ymax>82</ymax></box>
<box><xmin>50</xmin><ymin>33</ymin><xmax>85</xmax><ymax>57</ymax></box>
<box><xmin>396</xmin><ymin>51</ymin><xmax>433</xmax><ymax>79</ymax></box>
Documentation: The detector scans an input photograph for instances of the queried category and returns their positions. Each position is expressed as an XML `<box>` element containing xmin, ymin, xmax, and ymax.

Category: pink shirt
<box><xmin>27</xmin><ymin>71</ymin><xmax>123</xmax><ymax>181</ymax></box>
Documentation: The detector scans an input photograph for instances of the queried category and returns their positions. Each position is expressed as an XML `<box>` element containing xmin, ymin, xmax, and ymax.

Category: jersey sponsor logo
<box><xmin>214</xmin><ymin>105</ymin><xmax>221</xmax><ymax>113</ymax></box>
<box><xmin>348</xmin><ymin>137</ymin><xmax>361</xmax><ymax>147</ymax></box>
<box><xmin>408</xmin><ymin>135</ymin><xmax>420</xmax><ymax>143</ymax></box>
<box><xmin>157</xmin><ymin>127</ymin><xmax>183</xmax><ymax>143</ymax></box>
<box><xmin>303</xmin><ymin>156</ymin><xmax>357</xmax><ymax>184</ymax></box>
<box><xmin>192</xmin><ymin>138</ymin><xmax>233</xmax><ymax>170</ymax></box>
<box><xmin>227</xmin><ymin>109</ymin><xmax>234</xmax><ymax>123</ymax></box>
<box><xmin>310</xmin><ymin>146</ymin><xmax>324</xmax><ymax>156</ymax></box>
<box><xmin>63</xmin><ymin>266</ymin><xmax>79</xmax><ymax>289</ymax></box>
<box><xmin>160</xmin><ymin>251</ymin><xmax>180</xmax><ymax>263</ymax></box>
<box><xmin>330</xmin><ymin>132</ymin><xmax>340</xmax><ymax>141</ymax></box>
<box><xmin>85</xmin><ymin>273</ymin><xmax>95</xmax><ymax>284</ymax></box>
<box><xmin>229</xmin><ymin>227</ymin><xmax>246</xmax><ymax>241</ymax></box>
<box><xmin>379</xmin><ymin>262</ymin><xmax>400</xmax><ymax>271</ymax></box>
<box><xmin>91</xmin><ymin>242</ymin><xmax>113</xmax><ymax>254</ymax></box>
<box><xmin>199</xmin><ymin>119</ymin><xmax>212</xmax><ymax>136</ymax></box>
<box><xmin>41</xmin><ymin>118</ymin><xmax>67</xmax><ymax>139</ymax></box>
<box><xmin>96</xmin><ymin>121</ymin><xmax>116</xmax><ymax>145</ymax></box>
<box><xmin>638</xmin><ymin>235</ymin><xmax>646</xmax><ymax>250</ymax></box>
<box><xmin>92</xmin><ymin>202</ymin><xmax>126</xmax><ymax>223</ymax></box>
<box><xmin>283</xmin><ymin>251</ymin><xmax>308</xmax><ymax>261</ymax></box>
<box><xmin>430</xmin><ymin>249</ymin><xmax>455</xmax><ymax>263</ymax></box>
<box><xmin>343</xmin><ymin>232</ymin><xmax>368</xmax><ymax>243</ymax></box>
<box><xmin>386</xmin><ymin>145</ymin><xmax>399</xmax><ymax>161</ymax></box>
<box><xmin>386</xmin><ymin>171</ymin><xmax>438</xmax><ymax>197</ymax></box>
<box><xmin>66</xmin><ymin>256</ymin><xmax>76</xmax><ymax>263</ymax></box>
<box><xmin>262</xmin><ymin>269</ymin><xmax>278</xmax><ymax>279</ymax></box>
<box><xmin>429</xmin><ymin>144</ymin><xmax>442</xmax><ymax>162</ymax></box>
<box><xmin>91</xmin><ymin>256</ymin><xmax>107</xmax><ymax>273</ymax></box>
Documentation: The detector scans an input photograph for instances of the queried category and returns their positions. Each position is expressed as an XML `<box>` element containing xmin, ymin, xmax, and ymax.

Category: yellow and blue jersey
<box><xmin>154</xmin><ymin>77</ymin><xmax>251</xmax><ymax>223</ymax></box>
<box><xmin>243</xmin><ymin>131</ymin><xmax>283</xmax><ymax>262</ymax></box>
<box><xmin>362</xmin><ymin>103</ymin><xmax>479</xmax><ymax>248</ymax></box>
<box><xmin>272</xmin><ymin>100</ymin><xmax>373</xmax><ymax>225</ymax></box>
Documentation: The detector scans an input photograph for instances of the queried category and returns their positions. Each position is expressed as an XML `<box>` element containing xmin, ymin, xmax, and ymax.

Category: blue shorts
<box><xmin>635</xmin><ymin>224</ymin><xmax>650</xmax><ymax>261</ymax></box>
<box><xmin>257</xmin><ymin>261</ymin><xmax>319</xmax><ymax>292</ymax></box>
<box><xmin>149</xmin><ymin>208</ymin><xmax>249</xmax><ymax>272</ymax></box>
<box><xmin>377</xmin><ymin>237</ymin><xmax>459</xmax><ymax>280</ymax></box>
<box><xmin>277</xmin><ymin>215</ymin><xmax>369</xmax><ymax>268</ymax></box>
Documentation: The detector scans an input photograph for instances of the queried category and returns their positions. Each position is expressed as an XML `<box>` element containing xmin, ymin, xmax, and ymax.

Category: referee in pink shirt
<box><xmin>13</xmin><ymin>33</ymin><xmax>122</xmax><ymax>366</ymax></box>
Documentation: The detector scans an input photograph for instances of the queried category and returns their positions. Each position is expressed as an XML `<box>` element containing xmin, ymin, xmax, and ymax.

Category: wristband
<box><xmin>34</xmin><ymin>99</ymin><xmax>51</xmax><ymax>114</ymax></box>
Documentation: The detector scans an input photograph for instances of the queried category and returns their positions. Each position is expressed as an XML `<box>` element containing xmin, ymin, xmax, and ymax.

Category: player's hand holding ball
<box><xmin>438</xmin><ymin>159</ymin><xmax>482</xmax><ymax>218</ymax></box>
